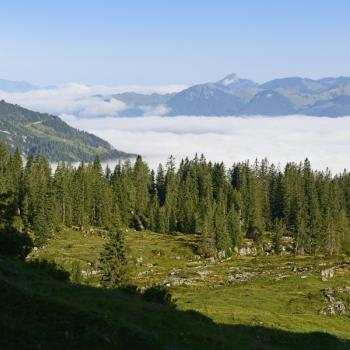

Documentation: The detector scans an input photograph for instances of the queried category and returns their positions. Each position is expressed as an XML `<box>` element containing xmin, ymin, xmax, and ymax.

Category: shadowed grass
<box><xmin>27</xmin><ymin>228</ymin><xmax>350</xmax><ymax>346</ymax></box>
<box><xmin>1</xmin><ymin>255</ymin><xmax>349</xmax><ymax>350</ymax></box>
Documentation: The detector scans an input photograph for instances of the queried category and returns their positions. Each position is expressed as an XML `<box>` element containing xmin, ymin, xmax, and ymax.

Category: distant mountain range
<box><xmin>109</xmin><ymin>73</ymin><xmax>350</xmax><ymax>117</ymax></box>
<box><xmin>2</xmin><ymin>74</ymin><xmax>350</xmax><ymax>117</ymax></box>
<box><xmin>0</xmin><ymin>79</ymin><xmax>38</xmax><ymax>93</ymax></box>
<box><xmin>0</xmin><ymin>100</ymin><xmax>133</xmax><ymax>162</ymax></box>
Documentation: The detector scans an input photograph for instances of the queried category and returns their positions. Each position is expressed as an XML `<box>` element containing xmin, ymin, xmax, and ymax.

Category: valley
<box><xmin>2</xmin><ymin>2</ymin><xmax>350</xmax><ymax>349</ymax></box>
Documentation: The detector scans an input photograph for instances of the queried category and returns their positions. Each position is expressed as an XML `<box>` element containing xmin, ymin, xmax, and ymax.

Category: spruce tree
<box><xmin>273</xmin><ymin>219</ymin><xmax>285</xmax><ymax>254</ymax></box>
<box><xmin>99</xmin><ymin>228</ymin><xmax>129</xmax><ymax>288</ymax></box>
<box><xmin>246</xmin><ymin>172</ymin><xmax>264</xmax><ymax>243</ymax></box>
<box><xmin>227</xmin><ymin>205</ymin><xmax>243</xmax><ymax>248</ymax></box>
<box><xmin>198</xmin><ymin>166</ymin><xmax>216</xmax><ymax>256</ymax></box>
<box><xmin>214</xmin><ymin>192</ymin><xmax>231</xmax><ymax>253</ymax></box>
<box><xmin>163</xmin><ymin>156</ymin><xmax>178</xmax><ymax>232</ymax></box>
<box><xmin>303</xmin><ymin>158</ymin><xmax>321</xmax><ymax>253</ymax></box>
<box><xmin>133</xmin><ymin>155</ymin><xmax>150</xmax><ymax>224</ymax></box>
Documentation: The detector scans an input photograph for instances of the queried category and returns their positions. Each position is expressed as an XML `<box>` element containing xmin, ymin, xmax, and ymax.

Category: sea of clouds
<box><xmin>0</xmin><ymin>83</ymin><xmax>186</xmax><ymax>118</ymax></box>
<box><xmin>1</xmin><ymin>84</ymin><xmax>350</xmax><ymax>173</ymax></box>
<box><xmin>61</xmin><ymin>114</ymin><xmax>350</xmax><ymax>174</ymax></box>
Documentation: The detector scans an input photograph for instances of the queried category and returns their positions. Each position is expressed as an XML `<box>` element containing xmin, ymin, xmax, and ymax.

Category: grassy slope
<box><xmin>25</xmin><ymin>229</ymin><xmax>350</xmax><ymax>348</ymax></box>
<box><xmin>1</xmin><ymin>254</ymin><xmax>350</xmax><ymax>350</ymax></box>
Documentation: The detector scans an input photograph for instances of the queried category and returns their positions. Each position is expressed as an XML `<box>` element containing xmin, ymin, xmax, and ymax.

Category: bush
<box><xmin>142</xmin><ymin>285</ymin><xmax>176</xmax><ymax>307</ymax></box>
<box><xmin>0</xmin><ymin>227</ymin><xmax>33</xmax><ymax>259</ymax></box>
<box><xmin>27</xmin><ymin>259</ymin><xmax>70</xmax><ymax>282</ymax></box>
<box><xmin>120</xmin><ymin>284</ymin><xmax>139</xmax><ymax>294</ymax></box>
<box><xmin>70</xmin><ymin>261</ymin><xmax>82</xmax><ymax>283</ymax></box>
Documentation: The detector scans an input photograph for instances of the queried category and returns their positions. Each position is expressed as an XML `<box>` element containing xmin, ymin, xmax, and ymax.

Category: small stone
<box><xmin>217</xmin><ymin>250</ymin><xmax>226</xmax><ymax>260</ymax></box>
<box><xmin>197</xmin><ymin>270</ymin><xmax>211</xmax><ymax>276</ymax></box>
<box><xmin>321</xmin><ymin>268</ymin><xmax>334</xmax><ymax>281</ymax></box>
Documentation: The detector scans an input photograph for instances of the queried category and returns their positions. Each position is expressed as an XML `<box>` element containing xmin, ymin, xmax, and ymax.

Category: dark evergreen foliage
<box><xmin>1</xmin><ymin>141</ymin><xmax>350</xmax><ymax>256</ymax></box>
<box><xmin>0</xmin><ymin>226</ymin><xmax>33</xmax><ymax>259</ymax></box>
<box><xmin>99</xmin><ymin>228</ymin><xmax>129</xmax><ymax>288</ymax></box>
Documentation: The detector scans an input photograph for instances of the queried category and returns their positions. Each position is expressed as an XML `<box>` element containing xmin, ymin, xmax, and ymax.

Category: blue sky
<box><xmin>1</xmin><ymin>0</ymin><xmax>350</xmax><ymax>85</ymax></box>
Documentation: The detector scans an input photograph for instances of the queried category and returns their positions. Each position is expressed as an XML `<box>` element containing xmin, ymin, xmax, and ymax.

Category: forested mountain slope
<box><xmin>0</xmin><ymin>100</ymin><xmax>133</xmax><ymax>162</ymax></box>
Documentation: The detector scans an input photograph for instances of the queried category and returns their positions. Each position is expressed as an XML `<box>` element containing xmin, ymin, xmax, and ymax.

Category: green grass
<box><xmin>15</xmin><ymin>228</ymin><xmax>350</xmax><ymax>349</ymax></box>
<box><xmin>30</xmin><ymin>229</ymin><xmax>105</xmax><ymax>273</ymax></box>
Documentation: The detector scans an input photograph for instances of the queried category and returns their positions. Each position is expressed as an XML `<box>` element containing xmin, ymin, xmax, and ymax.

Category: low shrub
<box><xmin>142</xmin><ymin>285</ymin><xmax>176</xmax><ymax>307</ymax></box>
<box><xmin>70</xmin><ymin>261</ymin><xmax>82</xmax><ymax>283</ymax></box>
<box><xmin>0</xmin><ymin>227</ymin><xmax>33</xmax><ymax>259</ymax></box>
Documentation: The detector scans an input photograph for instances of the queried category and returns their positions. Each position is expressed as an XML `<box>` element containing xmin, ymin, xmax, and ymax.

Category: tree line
<box><xmin>0</xmin><ymin>141</ymin><xmax>349</xmax><ymax>256</ymax></box>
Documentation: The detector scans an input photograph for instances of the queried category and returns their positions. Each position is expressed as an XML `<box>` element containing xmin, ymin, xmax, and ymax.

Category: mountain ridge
<box><xmin>100</xmin><ymin>74</ymin><xmax>350</xmax><ymax>117</ymax></box>
<box><xmin>0</xmin><ymin>100</ymin><xmax>133</xmax><ymax>162</ymax></box>
<box><xmin>3</xmin><ymin>74</ymin><xmax>350</xmax><ymax>117</ymax></box>
<box><xmin>0</xmin><ymin>79</ymin><xmax>38</xmax><ymax>93</ymax></box>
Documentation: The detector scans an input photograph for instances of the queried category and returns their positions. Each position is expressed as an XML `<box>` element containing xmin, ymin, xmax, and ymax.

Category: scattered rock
<box><xmin>227</xmin><ymin>272</ymin><xmax>256</xmax><ymax>284</ymax></box>
<box><xmin>321</xmin><ymin>268</ymin><xmax>334</xmax><ymax>281</ymax></box>
<box><xmin>169</xmin><ymin>269</ymin><xmax>179</xmax><ymax>276</ymax></box>
<box><xmin>152</xmin><ymin>249</ymin><xmax>162</xmax><ymax>256</ymax></box>
<box><xmin>197</xmin><ymin>270</ymin><xmax>211</xmax><ymax>276</ymax></box>
<box><xmin>193</xmin><ymin>265</ymin><xmax>205</xmax><ymax>269</ymax></box>
<box><xmin>273</xmin><ymin>274</ymin><xmax>289</xmax><ymax>281</ymax></box>
<box><xmin>319</xmin><ymin>288</ymin><xmax>348</xmax><ymax>316</ymax></box>
<box><xmin>136</xmin><ymin>256</ymin><xmax>143</xmax><ymax>264</ymax></box>
<box><xmin>338</xmin><ymin>286</ymin><xmax>350</xmax><ymax>294</ymax></box>
<box><xmin>137</xmin><ymin>270</ymin><xmax>153</xmax><ymax>277</ymax></box>
<box><xmin>238</xmin><ymin>247</ymin><xmax>257</xmax><ymax>256</ymax></box>
<box><xmin>217</xmin><ymin>250</ymin><xmax>226</xmax><ymax>260</ymax></box>
<box><xmin>166</xmin><ymin>276</ymin><xmax>202</xmax><ymax>286</ymax></box>
<box><xmin>81</xmin><ymin>269</ymin><xmax>99</xmax><ymax>278</ymax></box>
<box><xmin>263</xmin><ymin>243</ymin><xmax>273</xmax><ymax>253</ymax></box>
<box><xmin>292</xmin><ymin>266</ymin><xmax>313</xmax><ymax>274</ymax></box>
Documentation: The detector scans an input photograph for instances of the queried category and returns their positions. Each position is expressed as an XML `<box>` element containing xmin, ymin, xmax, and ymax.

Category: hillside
<box><xmin>0</xmin><ymin>100</ymin><xmax>133</xmax><ymax>161</ymax></box>
<box><xmin>3</xmin><ymin>228</ymin><xmax>347</xmax><ymax>349</ymax></box>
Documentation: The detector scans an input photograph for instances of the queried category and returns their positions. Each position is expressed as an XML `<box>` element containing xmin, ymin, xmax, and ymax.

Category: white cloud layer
<box><xmin>0</xmin><ymin>83</ymin><xmax>187</xmax><ymax>118</ymax></box>
<box><xmin>1</xmin><ymin>84</ymin><xmax>349</xmax><ymax>173</ymax></box>
<box><xmin>60</xmin><ymin>115</ymin><xmax>350</xmax><ymax>174</ymax></box>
